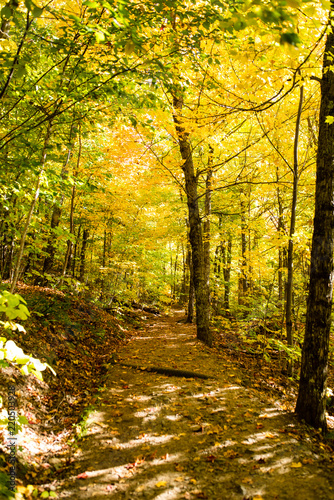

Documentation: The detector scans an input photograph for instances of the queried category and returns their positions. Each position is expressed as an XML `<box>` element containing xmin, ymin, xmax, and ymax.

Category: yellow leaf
<box><xmin>124</xmin><ymin>40</ymin><xmax>135</xmax><ymax>55</ymax></box>
<box><xmin>242</xmin><ymin>477</ymin><xmax>253</xmax><ymax>484</ymax></box>
<box><xmin>190</xmin><ymin>478</ymin><xmax>197</xmax><ymax>484</ymax></box>
<box><xmin>16</xmin><ymin>486</ymin><xmax>27</xmax><ymax>493</ymax></box>
<box><xmin>253</xmin><ymin>496</ymin><xmax>264</xmax><ymax>500</ymax></box>
<box><xmin>291</xmin><ymin>462</ymin><xmax>302</xmax><ymax>468</ymax></box>
<box><xmin>207</xmin><ymin>424</ymin><xmax>223</xmax><ymax>435</ymax></box>
<box><xmin>265</xmin><ymin>432</ymin><xmax>276</xmax><ymax>438</ymax></box>
<box><xmin>156</xmin><ymin>481</ymin><xmax>167</xmax><ymax>488</ymax></box>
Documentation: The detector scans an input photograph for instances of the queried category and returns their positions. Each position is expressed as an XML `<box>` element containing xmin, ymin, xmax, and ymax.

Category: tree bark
<box><xmin>10</xmin><ymin>121</ymin><xmax>52</xmax><ymax>293</ymax></box>
<box><xmin>42</xmin><ymin>148</ymin><xmax>72</xmax><ymax>276</ymax></box>
<box><xmin>223</xmin><ymin>234</ymin><xmax>232</xmax><ymax>312</ymax></box>
<box><xmin>60</xmin><ymin>126</ymin><xmax>81</xmax><ymax>284</ymax></box>
<box><xmin>172</xmin><ymin>93</ymin><xmax>211</xmax><ymax>345</ymax></box>
<box><xmin>79</xmin><ymin>228</ymin><xmax>89</xmax><ymax>282</ymax></box>
<box><xmin>286</xmin><ymin>82</ymin><xmax>304</xmax><ymax>356</ymax></box>
<box><xmin>238</xmin><ymin>193</ymin><xmax>249</xmax><ymax>308</ymax></box>
<box><xmin>186</xmin><ymin>247</ymin><xmax>195</xmax><ymax>323</ymax></box>
<box><xmin>295</xmin><ymin>7</ymin><xmax>334</xmax><ymax>432</ymax></box>
<box><xmin>203</xmin><ymin>146</ymin><xmax>213</xmax><ymax>304</ymax></box>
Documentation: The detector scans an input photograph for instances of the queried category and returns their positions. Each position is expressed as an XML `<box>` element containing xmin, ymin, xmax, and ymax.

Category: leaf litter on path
<box><xmin>38</xmin><ymin>311</ymin><xmax>334</xmax><ymax>499</ymax></box>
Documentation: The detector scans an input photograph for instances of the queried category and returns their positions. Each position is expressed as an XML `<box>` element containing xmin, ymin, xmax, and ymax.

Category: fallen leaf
<box><xmin>207</xmin><ymin>424</ymin><xmax>223</xmax><ymax>435</ymax></box>
<box><xmin>223</xmin><ymin>449</ymin><xmax>238</xmax><ymax>458</ymax></box>
<box><xmin>265</xmin><ymin>432</ymin><xmax>276</xmax><ymax>438</ymax></box>
<box><xmin>291</xmin><ymin>462</ymin><xmax>302</xmax><ymax>468</ymax></box>
<box><xmin>156</xmin><ymin>481</ymin><xmax>167</xmax><ymax>488</ymax></box>
<box><xmin>241</xmin><ymin>477</ymin><xmax>253</xmax><ymax>484</ymax></box>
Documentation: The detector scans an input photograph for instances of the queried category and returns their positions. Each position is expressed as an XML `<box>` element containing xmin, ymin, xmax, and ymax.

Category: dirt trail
<box><xmin>55</xmin><ymin>311</ymin><xmax>334</xmax><ymax>500</ymax></box>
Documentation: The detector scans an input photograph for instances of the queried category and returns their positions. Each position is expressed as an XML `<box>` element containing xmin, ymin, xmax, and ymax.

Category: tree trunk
<box><xmin>276</xmin><ymin>167</ymin><xmax>287</xmax><ymax>305</ymax></box>
<box><xmin>295</xmin><ymin>9</ymin><xmax>334</xmax><ymax>432</ymax></box>
<box><xmin>79</xmin><ymin>228</ymin><xmax>89</xmax><ymax>282</ymax></box>
<box><xmin>72</xmin><ymin>224</ymin><xmax>81</xmax><ymax>277</ymax></box>
<box><xmin>238</xmin><ymin>193</ymin><xmax>249</xmax><ymax>308</ymax></box>
<box><xmin>203</xmin><ymin>146</ymin><xmax>213</xmax><ymax>304</ymax></box>
<box><xmin>42</xmin><ymin>148</ymin><xmax>72</xmax><ymax>276</ymax></box>
<box><xmin>60</xmin><ymin>127</ymin><xmax>81</xmax><ymax>284</ymax></box>
<box><xmin>223</xmin><ymin>234</ymin><xmax>232</xmax><ymax>312</ymax></box>
<box><xmin>10</xmin><ymin>121</ymin><xmax>52</xmax><ymax>293</ymax></box>
<box><xmin>286</xmin><ymin>82</ymin><xmax>304</xmax><ymax>358</ymax></box>
<box><xmin>172</xmin><ymin>93</ymin><xmax>211</xmax><ymax>345</ymax></box>
<box><xmin>186</xmin><ymin>248</ymin><xmax>195</xmax><ymax>323</ymax></box>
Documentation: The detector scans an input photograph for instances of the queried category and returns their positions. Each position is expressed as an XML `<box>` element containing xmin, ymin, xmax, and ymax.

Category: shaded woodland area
<box><xmin>1</xmin><ymin>0</ymin><xmax>334</xmax><ymax>498</ymax></box>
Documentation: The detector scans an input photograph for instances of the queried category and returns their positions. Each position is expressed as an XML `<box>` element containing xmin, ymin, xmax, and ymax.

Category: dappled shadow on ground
<box><xmin>52</xmin><ymin>312</ymin><xmax>334</xmax><ymax>500</ymax></box>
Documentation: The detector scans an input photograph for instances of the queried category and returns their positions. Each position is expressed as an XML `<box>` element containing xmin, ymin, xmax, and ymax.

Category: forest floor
<box><xmin>1</xmin><ymin>292</ymin><xmax>334</xmax><ymax>500</ymax></box>
<box><xmin>44</xmin><ymin>310</ymin><xmax>334</xmax><ymax>499</ymax></box>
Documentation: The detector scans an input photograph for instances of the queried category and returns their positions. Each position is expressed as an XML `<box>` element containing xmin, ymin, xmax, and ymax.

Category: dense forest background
<box><xmin>1</xmin><ymin>0</ymin><xmax>334</xmax><ymax>430</ymax></box>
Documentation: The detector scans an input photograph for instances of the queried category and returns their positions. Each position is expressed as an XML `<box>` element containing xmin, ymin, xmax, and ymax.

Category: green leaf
<box><xmin>95</xmin><ymin>31</ymin><xmax>105</xmax><ymax>43</ymax></box>
<box><xmin>40</xmin><ymin>492</ymin><xmax>49</xmax><ymax>499</ymax></box>
<box><xmin>7</xmin><ymin>294</ymin><xmax>20</xmax><ymax>308</ymax></box>
<box><xmin>280</xmin><ymin>32</ymin><xmax>300</xmax><ymax>46</ymax></box>
<box><xmin>17</xmin><ymin>416</ymin><xmax>28</xmax><ymax>424</ymax></box>
<box><xmin>31</xmin><ymin>369</ymin><xmax>43</xmax><ymax>381</ymax></box>
<box><xmin>1</xmin><ymin>6</ymin><xmax>12</xmax><ymax>19</ymax></box>
<box><xmin>124</xmin><ymin>40</ymin><xmax>135</xmax><ymax>55</ymax></box>
<box><xmin>15</xmin><ymin>356</ymin><xmax>31</xmax><ymax>365</ymax></box>
<box><xmin>32</xmin><ymin>6</ymin><xmax>43</xmax><ymax>17</ymax></box>
<box><xmin>83</xmin><ymin>0</ymin><xmax>99</xmax><ymax>7</ymax></box>
<box><xmin>20</xmin><ymin>365</ymin><xmax>29</xmax><ymax>375</ymax></box>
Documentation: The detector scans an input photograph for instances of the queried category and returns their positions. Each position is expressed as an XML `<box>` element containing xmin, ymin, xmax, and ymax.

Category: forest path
<box><xmin>56</xmin><ymin>310</ymin><xmax>334</xmax><ymax>500</ymax></box>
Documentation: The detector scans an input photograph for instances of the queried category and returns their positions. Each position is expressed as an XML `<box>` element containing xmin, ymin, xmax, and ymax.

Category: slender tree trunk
<box><xmin>295</xmin><ymin>8</ymin><xmax>334</xmax><ymax>432</ymax></box>
<box><xmin>60</xmin><ymin>126</ymin><xmax>82</xmax><ymax>283</ymax></box>
<box><xmin>276</xmin><ymin>167</ymin><xmax>287</xmax><ymax>304</ymax></box>
<box><xmin>43</xmin><ymin>148</ymin><xmax>72</xmax><ymax>276</ymax></box>
<box><xmin>172</xmin><ymin>93</ymin><xmax>211</xmax><ymax>345</ymax></box>
<box><xmin>173</xmin><ymin>250</ymin><xmax>178</xmax><ymax>300</ymax></box>
<box><xmin>72</xmin><ymin>224</ymin><xmax>81</xmax><ymax>277</ymax></box>
<box><xmin>79</xmin><ymin>228</ymin><xmax>89</xmax><ymax>282</ymax></box>
<box><xmin>238</xmin><ymin>194</ymin><xmax>249</xmax><ymax>308</ymax></box>
<box><xmin>203</xmin><ymin>146</ymin><xmax>213</xmax><ymax>303</ymax></box>
<box><xmin>186</xmin><ymin>248</ymin><xmax>195</xmax><ymax>323</ymax></box>
<box><xmin>10</xmin><ymin>122</ymin><xmax>52</xmax><ymax>293</ymax></box>
<box><xmin>286</xmin><ymin>83</ymin><xmax>304</xmax><ymax>357</ymax></box>
<box><xmin>179</xmin><ymin>242</ymin><xmax>188</xmax><ymax>304</ymax></box>
<box><xmin>223</xmin><ymin>235</ymin><xmax>233</xmax><ymax>312</ymax></box>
